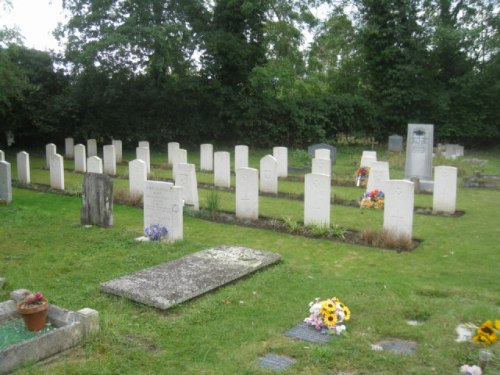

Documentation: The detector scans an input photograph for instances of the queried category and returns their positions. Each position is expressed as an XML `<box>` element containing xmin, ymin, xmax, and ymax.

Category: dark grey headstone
<box><xmin>100</xmin><ymin>246</ymin><xmax>281</xmax><ymax>310</ymax></box>
<box><xmin>307</xmin><ymin>143</ymin><xmax>336</xmax><ymax>165</ymax></box>
<box><xmin>80</xmin><ymin>173</ymin><xmax>113</xmax><ymax>227</ymax></box>
<box><xmin>284</xmin><ymin>322</ymin><xmax>331</xmax><ymax>344</ymax></box>
<box><xmin>388</xmin><ymin>134</ymin><xmax>403</xmax><ymax>152</ymax></box>
<box><xmin>376</xmin><ymin>339</ymin><xmax>417</xmax><ymax>354</ymax></box>
<box><xmin>256</xmin><ymin>354</ymin><xmax>296</xmax><ymax>371</ymax></box>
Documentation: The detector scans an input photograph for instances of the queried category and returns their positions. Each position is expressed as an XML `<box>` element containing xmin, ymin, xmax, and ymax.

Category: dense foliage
<box><xmin>1</xmin><ymin>0</ymin><xmax>498</xmax><ymax>147</ymax></box>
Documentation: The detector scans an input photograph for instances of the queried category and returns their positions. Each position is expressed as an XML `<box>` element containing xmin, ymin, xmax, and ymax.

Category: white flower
<box><xmin>335</xmin><ymin>324</ymin><xmax>346</xmax><ymax>335</ymax></box>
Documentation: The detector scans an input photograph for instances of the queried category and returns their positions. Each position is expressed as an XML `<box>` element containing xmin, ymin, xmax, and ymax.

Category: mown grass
<box><xmin>0</xmin><ymin>145</ymin><xmax>499</xmax><ymax>374</ymax></box>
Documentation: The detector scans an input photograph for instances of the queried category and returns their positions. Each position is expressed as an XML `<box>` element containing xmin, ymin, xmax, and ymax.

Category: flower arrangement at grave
<box><xmin>359</xmin><ymin>189</ymin><xmax>385</xmax><ymax>209</ymax></box>
<box><xmin>472</xmin><ymin>319</ymin><xmax>500</xmax><ymax>345</ymax></box>
<box><xmin>144</xmin><ymin>224</ymin><xmax>168</xmax><ymax>241</ymax></box>
<box><xmin>17</xmin><ymin>290</ymin><xmax>49</xmax><ymax>331</ymax></box>
<box><xmin>354</xmin><ymin>167</ymin><xmax>369</xmax><ymax>187</ymax></box>
<box><xmin>304</xmin><ymin>296</ymin><xmax>350</xmax><ymax>335</ymax></box>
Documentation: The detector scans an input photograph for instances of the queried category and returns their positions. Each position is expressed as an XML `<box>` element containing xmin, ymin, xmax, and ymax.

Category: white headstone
<box><xmin>87</xmin><ymin>156</ymin><xmax>103</xmax><ymax>174</ymax></box>
<box><xmin>360</xmin><ymin>151</ymin><xmax>377</xmax><ymax>168</ymax></box>
<box><xmin>200</xmin><ymin>144</ymin><xmax>214</xmax><ymax>171</ymax></box>
<box><xmin>138</xmin><ymin>141</ymin><xmax>149</xmax><ymax>148</ymax></box>
<box><xmin>136</xmin><ymin>146</ymin><xmax>150</xmax><ymax>174</ymax></box>
<box><xmin>304</xmin><ymin>173</ymin><xmax>331</xmax><ymax>226</ymax></box>
<box><xmin>129</xmin><ymin>159</ymin><xmax>147</xmax><ymax>198</ymax></box>
<box><xmin>383</xmin><ymin>180</ymin><xmax>414</xmax><ymax>239</ymax></box>
<box><xmin>366</xmin><ymin>161</ymin><xmax>390</xmax><ymax>192</ymax></box>
<box><xmin>0</xmin><ymin>161</ymin><xmax>12</xmax><ymax>203</ymax></box>
<box><xmin>236</xmin><ymin>167</ymin><xmax>259</xmax><ymax>220</ymax></box>
<box><xmin>50</xmin><ymin>154</ymin><xmax>64</xmax><ymax>190</ymax></box>
<box><xmin>312</xmin><ymin>158</ymin><xmax>331</xmax><ymax>176</ymax></box>
<box><xmin>45</xmin><ymin>143</ymin><xmax>56</xmax><ymax>168</ymax></box>
<box><xmin>433</xmin><ymin>166</ymin><xmax>457</xmax><ymax>214</ymax></box>
<box><xmin>144</xmin><ymin>180</ymin><xmax>184</xmax><ymax>242</ymax></box>
<box><xmin>103</xmin><ymin>145</ymin><xmax>116</xmax><ymax>175</ymax></box>
<box><xmin>235</xmin><ymin>145</ymin><xmax>249</xmax><ymax>172</ymax></box>
<box><xmin>16</xmin><ymin>151</ymin><xmax>30</xmax><ymax>184</ymax></box>
<box><xmin>65</xmin><ymin>138</ymin><xmax>74</xmax><ymax>159</ymax></box>
<box><xmin>214</xmin><ymin>151</ymin><xmax>231</xmax><ymax>188</ymax></box>
<box><xmin>405</xmin><ymin>124</ymin><xmax>434</xmax><ymax>181</ymax></box>
<box><xmin>87</xmin><ymin>139</ymin><xmax>98</xmax><ymax>157</ymax></box>
<box><xmin>74</xmin><ymin>144</ymin><xmax>87</xmax><ymax>173</ymax></box>
<box><xmin>259</xmin><ymin>155</ymin><xmax>278</xmax><ymax>194</ymax></box>
<box><xmin>112</xmin><ymin>140</ymin><xmax>123</xmax><ymax>163</ymax></box>
<box><xmin>315</xmin><ymin>148</ymin><xmax>330</xmax><ymax>160</ymax></box>
<box><xmin>175</xmin><ymin>163</ymin><xmax>199</xmax><ymax>210</ymax></box>
<box><xmin>168</xmin><ymin>142</ymin><xmax>180</xmax><ymax>165</ymax></box>
<box><xmin>172</xmin><ymin>148</ymin><xmax>187</xmax><ymax>179</ymax></box>
<box><xmin>0</xmin><ymin>150</ymin><xmax>4</xmax><ymax>161</ymax></box>
<box><xmin>273</xmin><ymin>147</ymin><xmax>288</xmax><ymax>178</ymax></box>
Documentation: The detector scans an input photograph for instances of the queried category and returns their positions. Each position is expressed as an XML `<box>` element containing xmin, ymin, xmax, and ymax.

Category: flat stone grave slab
<box><xmin>372</xmin><ymin>339</ymin><xmax>417</xmax><ymax>354</ymax></box>
<box><xmin>100</xmin><ymin>246</ymin><xmax>281</xmax><ymax>310</ymax></box>
<box><xmin>284</xmin><ymin>322</ymin><xmax>332</xmax><ymax>344</ymax></box>
<box><xmin>256</xmin><ymin>354</ymin><xmax>296</xmax><ymax>372</ymax></box>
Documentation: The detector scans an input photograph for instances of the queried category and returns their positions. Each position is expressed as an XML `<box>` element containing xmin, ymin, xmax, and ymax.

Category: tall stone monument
<box><xmin>404</xmin><ymin>124</ymin><xmax>434</xmax><ymax>181</ymax></box>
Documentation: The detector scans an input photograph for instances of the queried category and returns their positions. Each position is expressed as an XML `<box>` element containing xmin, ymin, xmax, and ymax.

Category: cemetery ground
<box><xmin>1</xmin><ymin>146</ymin><xmax>499</xmax><ymax>374</ymax></box>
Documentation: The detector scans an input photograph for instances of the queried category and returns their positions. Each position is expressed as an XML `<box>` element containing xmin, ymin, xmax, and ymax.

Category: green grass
<box><xmin>0</xmin><ymin>146</ymin><xmax>499</xmax><ymax>374</ymax></box>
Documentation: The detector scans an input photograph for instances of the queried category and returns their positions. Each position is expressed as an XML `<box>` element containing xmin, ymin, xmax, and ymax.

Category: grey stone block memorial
<box><xmin>388</xmin><ymin>134</ymin><xmax>403</xmax><ymax>152</ymax></box>
<box><xmin>308</xmin><ymin>143</ymin><xmax>336</xmax><ymax>165</ymax></box>
<box><xmin>0</xmin><ymin>161</ymin><xmax>12</xmax><ymax>203</ymax></box>
<box><xmin>100</xmin><ymin>246</ymin><xmax>281</xmax><ymax>310</ymax></box>
<box><xmin>80</xmin><ymin>173</ymin><xmax>113</xmax><ymax>227</ymax></box>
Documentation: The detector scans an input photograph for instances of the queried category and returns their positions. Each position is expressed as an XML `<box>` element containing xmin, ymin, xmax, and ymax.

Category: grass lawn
<box><xmin>1</xmin><ymin>144</ymin><xmax>499</xmax><ymax>374</ymax></box>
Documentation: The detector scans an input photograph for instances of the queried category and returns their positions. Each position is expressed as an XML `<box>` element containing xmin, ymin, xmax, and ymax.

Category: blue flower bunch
<box><xmin>144</xmin><ymin>224</ymin><xmax>168</xmax><ymax>241</ymax></box>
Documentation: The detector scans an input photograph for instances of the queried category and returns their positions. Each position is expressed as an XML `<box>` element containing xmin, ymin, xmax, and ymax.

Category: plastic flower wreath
<box><xmin>20</xmin><ymin>291</ymin><xmax>45</xmax><ymax>307</ymax></box>
<box><xmin>144</xmin><ymin>224</ymin><xmax>168</xmax><ymax>241</ymax></box>
<box><xmin>472</xmin><ymin>319</ymin><xmax>500</xmax><ymax>345</ymax></box>
<box><xmin>354</xmin><ymin>167</ymin><xmax>369</xmax><ymax>187</ymax></box>
<box><xmin>304</xmin><ymin>296</ymin><xmax>350</xmax><ymax>335</ymax></box>
<box><xmin>359</xmin><ymin>189</ymin><xmax>385</xmax><ymax>209</ymax></box>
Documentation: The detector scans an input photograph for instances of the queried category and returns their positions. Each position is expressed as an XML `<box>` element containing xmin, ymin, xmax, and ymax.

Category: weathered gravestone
<box><xmin>50</xmin><ymin>154</ymin><xmax>64</xmax><ymax>190</ymax></box>
<box><xmin>383</xmin><ymin>180</ymin><xmax>414</xmax><ymax>239</ymax></box>
<box><xmin>214</xmin><ymin>151</ymin><xmax>231</xmax><ymax>188</ymax></box>
<box><xmin>260</xmin><ymin>155</ymin><xmax>278</xmax><ymax>194</ymax></box>
<box><xmin>16</xmin><ymin>151</ymin><xmax>30</xmax><ymax>184</ymax></box>
<box><xmin>168</xmin><ymin>142</ymin><xmax>180</xmax><ymax>165</ymax></box>
<box><xmin>175</xmin><ymin>163</ymin><xmax>199</xmax><ymax>210</ymax></box>
<box><xmin>87</xmin><ymin>156</ymin><xmax>103</xmax><ymax>174</ymax></box>
<box><xmin>112</xmin><ymin>140</ymin><xmax>122</xmax><ymax>163</ymax></box>
<box><xmin>308</xmin><ymin>143</ymin><xmax>336</xmax><ymax>165</ymax></box>
<box><xmin>81</xmin><ymin>173</ymin><xmax>113</xmax><ymax>227</ymax></box>
<box><xmin>405</xmin><ymin>124</ymin><xmax>434</xmax><ymax>181</ymax></box>
<box><xmin>129</xmin><ymin>159</ymin><xmax>147</xmax><ymax>198</ymax></box>
<box><xmin>100</xmin><ymin>246</ymin><xmax>281</xmax><ymax>310</ymax></box>
<box><xmin>136</xmin><ymin>146</ymin><xmax>150</xmax><ymax>174</ymax></box>
<box><xmin>440</xmin><ymin>144</ymin><xmax>464</xmax><ymax>160</ymax></box>
<box><xmin>235</xmin><ymin>145</ymin><xmax>249</xmax><ymax>171</ymax></box>
<box><xmin>103</xmin><ymin>145</ymin><xmax>116</xmax><ymax>175</ymax></box>
<box><xmin>0</xmin><ymin>161</ymin><xmax>12</xmax><ymax>203</ymax></box>
<box><xmin>312</xmin><ymin>158</ymin><xmax>331</xmax><ymax>176</ymax></box>
<box><xmin>200</xmin><ymin>143</ymin><xmax>214</xmax><ymax>171</ymax></box>
<box><xmin>388</xmin><ymin>135</ymin><xmax>403</xmax><ymax>153</ymax></box>
<box><xmin>143</xmin><ymin>180</ymin><xmax>183</xmax><ymax>242</ymax></box>
<box><xmin>74</xmin><ymin>144</ymin><xmax>87</xmax><ymax>173</ymax></box>
<box><xmin>65</xmin><ymin>137</ymin><xmax>74</xmax><ymax>159</ymax></box>
<box><xmin>304</xmin><ymin>173</ymin><xmax>331</xmax><ymax>226</ymax></box>
<box><xmin>45</xmin><ymin>143</ymin><xmax>56</xmax><ymax>169</ymax></box>
<box><xmin>366</xmin><ymin>161</ymin><xmax>390</xmax><ymax>192</ymax></box>
<box><xmin>236</xmin><ymin>167</ymin><xmax>259</xmax><ymax>220</ymax></box>
<box><xmin>87</xmin><ymin>139</ymin><xmax>97</xmax><ymax>157</ymax></box>
<box><xmin>273</xmin><ymin>147</ymin><xmax>288</xmax><ymax>178</ymax></box>
<box><xmin>433</xmin><ymin>166</ymin><xmax>457</xmax><ymax>214</ymax></box>
<box><xmin>360</xmin><ymin>151</ymin><xmax>377</xmax><ymax>168</ymax></box>
<box><xmin>172</xmin><ymin>148</ymin><xmax>187</xmax><ymax>180</ymax></box>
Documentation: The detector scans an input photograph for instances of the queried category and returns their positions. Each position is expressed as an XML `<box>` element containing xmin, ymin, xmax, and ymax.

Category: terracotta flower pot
<box><xmin>17</xmin><ymin>298</ymin><xmax>49</xmax><ymax>331</ymax></box>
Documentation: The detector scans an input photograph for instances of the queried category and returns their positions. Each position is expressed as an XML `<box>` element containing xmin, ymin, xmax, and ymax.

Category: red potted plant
<box><xmin>17</xmin><ymin>290</ymin><xmax>49</xmax><ymax>331</ymax></box>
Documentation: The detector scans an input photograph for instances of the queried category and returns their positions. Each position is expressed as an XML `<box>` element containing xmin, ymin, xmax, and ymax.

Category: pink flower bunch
<box><xmin>21</xmin><ymin>290</ymin><xmax>45</xmax><ymax>306</ymax></box>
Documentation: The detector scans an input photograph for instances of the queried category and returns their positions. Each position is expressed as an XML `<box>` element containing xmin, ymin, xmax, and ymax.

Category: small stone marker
<box><xmin>308</xmin><ymin>143</ymin><xmax>336</xmax><ymax>165</ymax></box>
<box><xmin>172</xmin><ymin>148</ymin><xmax>187</xmax><ymax>180</ymax></box>
<box><xmin>439</xmin><ymin>144</ymin><xmax>464</xmax><ymax>160</ymax></box>
<box><xmin>87</xmin><ymin>156</ymin><xmax>103</xmax><ymax>174</ymax></box>
<box><xmin>366</xmin><ymin>161</ymin><xmax>390</xmax><ymax>192</ymax></box>
<box><xmin>200</xmin><ymin>143</ymin><xmax>213</xmax><ymax>171</ymax></box>
<box><xmin>304</xmin><ymin>173</ymin><xmax>331</xmax><ymax>226</ymax></box>
<box><xmin>112</xmin><ymin>140</ymin><xmax>122</xmax><ymax>163</ymax></box>
<box><xmin>372</xmin><ymin>339</ymin><xmax>417</xmax><ymax>355</ymax></box>
<box><xmin>175</xmin><ymin>163</ymin><xmax>199</xmax><ymax>210</ymax></box>
<box><xmin>284</xmin><ymin>322</ymin><xmax>331</xmax><ymax>344</ymax></box>
<box><xmin>383</xmin><ymin>180</ymin><xmax>414</xmax><ymax>239</ymax></box>
<box><xmin>65</xmin><ymin>137</ymin><xmax>74</xmax><ymax>159</ymax></box>
<box><xmin>129</xmin><ymin>159</ymin><xmax>147</xmax><ymax>198</ymax></box>
<box><xmin>138</xmin><ymin>140</ymin><xmax>149</xmax><ymax>148</ymax></box>
<box><xmin>256</xmin><ymin>354</ymin><xmax>296</xmax><ymax>372</ymax></box>
<box><xmin>87</xmin><ymin>139</ymin><xmax>98</xmax><ymax>157</ymax></box>
<box><xmin>81</xmin><ymin>173</ymin><xmax>113</xmax><ymax>227</ymax></box>
<box><xmin>235</xmin><ymin>145</ymin><xmax>249</xmax><ymax>171</ymax></box>
<box><xmin>214</xmin><ymin>151</ymin><xmax>231</xmax><ymax>188</ymax></box>
<box><xmin>273</xmin><ymin>147</ymin><xmax>288</xmax><ymax>177</ymax></box>
<box><xmin>405</xmin><ymin>124</ymin><xmax>434</xmax><ymax>181</ymax></box>
<box><xmin>388</xmin><ymin>134</ymin><xmax>403</xmax><ymax>152</ymax></box>
<box><xmin>45</xmin><ymin>143</ymin><xmax>56</xmax><ymax>168</ymax></box>
<box><xmin>136</xmin><ymin>146</ymin><xmax>151</xmax><ymax>174</ymax></box>
<box><xmin>236</xmin><ymin>167</ymin><xmax>259</xmax><ymax>220</ymax></box>
<box><xmin>0</xmin><ymin>161</ymin><xmax>12</xmax><ymax>203</ymax></box>
<box><xmin>50</xmin><ymin>154</ymin><xmax>64</xmax><ymax>190</ymax></box>
<box><xmin>16</xmin><ymin>151</ymin><xmax>30</xmax><ymax>184</ymax></box>
<box><xmin>260</xmin><ymin>155</ymin><xmax>278</xmax><ymax>194</ymax></box>
<box><xmin>168</xmin><ymin>142</ymin><xmax>180</xmax><ymax>165</ymax></box>
<box><xmin>100</xmin><ymin>246</ymin><xmax>281</xmax><ymax>310</ymax></box>
<box><xmin>103</xmin><ymin>145</ymin><xmax>116</xmax><ymax>175</ymax></box>
<box><xmin>312</xmin><ymin>158</ymin><xmax>331</xmax><ymax>176</ymax></box>
<box><xmin>433</xmin><ymin>166</ymin><xmax>457</xmax><ymax>214</ymax></box>
<box><xmin>74</xmin><ymin>144</ymin><xmax>87</xmax><ymax>173</ymax></box>
<box><xmin>360</xmin><ymin>151</ymin><xmax>377</xmax><ymax>168</ymax></box>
